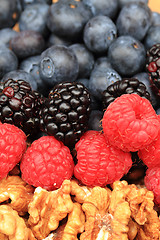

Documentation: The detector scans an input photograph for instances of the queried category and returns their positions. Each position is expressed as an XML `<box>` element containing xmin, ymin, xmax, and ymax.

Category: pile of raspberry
<box><xmin>102</xmin><ymin>93</ymin><xmax>160</xmax><ymax>206</ymax></box>
<box><xmin>1</xmin><ymin>93</ymin><xmax>160</xmax><ymax>206</ymax></box>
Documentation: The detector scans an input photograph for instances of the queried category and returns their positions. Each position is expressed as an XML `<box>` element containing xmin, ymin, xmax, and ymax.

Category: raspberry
<box><xmin>74</xmin><ymin>130</ymin><xmax>132</xmax><ymax>187</ymax></box>
<box><xmin>102</xmin><ymin>94</ymin><xmax>160</xmax><ymax>152</ymax></box>
<box><xmin>138</xmin><ymin>131</ymin><xmax>160</xmax><ymax>168</ymax></box>
<box><xmin>0</xmin><ymin>123</ymin><xmax>26</xmax><ymax>180</ymax></box>
<box><xmin>144</xmin><ymin>167</ymin><xmax>160</xmax><ymax>206</ymax></box>
<box><xmin>20</xmin><ymin>136</ymin><xmax>74</xmax><ymax>191</ymax></box>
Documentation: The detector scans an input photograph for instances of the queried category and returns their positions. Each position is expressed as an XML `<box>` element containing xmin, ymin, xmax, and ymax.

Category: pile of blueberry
<box><xmin>0</xmin><ymin>0</ymin><xmax>160</xmax><ymax>135</ymax></box>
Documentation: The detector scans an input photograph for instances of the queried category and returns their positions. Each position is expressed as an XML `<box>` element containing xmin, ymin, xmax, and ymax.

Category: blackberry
<box><xmin>0</xmin><ymin>79</ymin><xmax>43</xmax><ymax>136</ymax></box>
<box><xmin>39</xmin><ymin>82</ymin><xmax>91</xmax><ymax>148</ymax></box>
<box><xmin>102</xmin><ymin>78</ymin><xmax>151</xmax><ymax>109</ymax></box>
<box><xmin>146</xmin><ymin>43</ymin><xmax>160</xmax><ymax>97</ymax></box>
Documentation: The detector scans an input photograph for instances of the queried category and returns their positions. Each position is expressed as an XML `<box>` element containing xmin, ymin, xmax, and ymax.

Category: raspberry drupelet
<box><xmin>102</xmin><ymin>94</ymin><xmax>160</xmax><ymax>152</ymax></box>
<box><xmin>20</xmin><ymin>135</ymin><xmax>74</xmax><ymax>191</ymax></box>
<box><xmin>74</xmin><ymin>130</ymin><xmax>132</xmax><ymax>187</ymax></box>
<box><xmin>138</xmin><ymin>131</ymin><xmax>160</xmax><ymax>168</ymax></box>
<box><xmin>0</xmin><ymin>122</ymin><xmax>27</xmax><ymax>180</ymax></box>
<box><xmin>144</xmin><ymin>167</ymin><xmax>160</xmax><ymax>206</ymax></box>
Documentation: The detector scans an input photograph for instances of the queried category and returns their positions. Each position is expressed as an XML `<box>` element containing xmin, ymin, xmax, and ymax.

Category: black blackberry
<box><xmin>102</xmin><ymin>78</ymin><xmax>151</xmax><ymax>109</ymax></box>
<box><xmin>39</xmin><ymin>82</ymin><xmax>91</xmax><ymax>148</ymax></box>
<box><xmin>146</xmin><ymin>43</ymin><xmax>160</xmax><ymax>97</ymax></box>
<box><xmin>0</xmin><ymin>79</ymin><xmax>43</xmax><ymax>136</ymax></box>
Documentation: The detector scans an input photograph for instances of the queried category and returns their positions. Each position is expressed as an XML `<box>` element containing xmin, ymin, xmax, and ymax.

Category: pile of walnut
<box><xmin>0</xmin><ymin>176</ymin><xmax>159</xmax><ymax>240</ymax></box>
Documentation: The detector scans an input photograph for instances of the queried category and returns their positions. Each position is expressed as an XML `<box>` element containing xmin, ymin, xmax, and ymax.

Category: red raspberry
<box><xmin>0</xmin><ymin>123</ymin><xmax>26</xmax><ymax>180</ymax></box>
<box><xmin>20</xmin><ymin>136</ymin><xmax>74</xmax><ymax>191</ymax></box>
<box><xmin>102</xmin><ymin>94</ymin><xmax>160</xmax><ymax>152</ymax></box>
<box><xmin>74</xmin><ymin>130</ymin><xmax>132</xmax><ymax>187</ymax></box>
<box><xmin>138</xmin><ymin>131</ymin><xmax>160</xmax><ymax>168</ymax></box>
<box><xmin>144</xmin><ymin>167</ymin><xmax>160</xmax><ymax>206</ymax></box>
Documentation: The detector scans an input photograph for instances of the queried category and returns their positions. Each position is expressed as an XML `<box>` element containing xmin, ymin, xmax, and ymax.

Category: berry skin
<box><xmin>69</xmin><ymin>43</ymin><xmax>95</xmax><ymax>79</ymax></box>
<box><xmin>0</xmin><ymin>123</ymin><xmax>26</xmax><ymax>180</ymax></box>
<box><xmin>19</xmin><ymin>56</ymin><xmax>50</xmax><ymax>96</ymax></box>
<box><xmin>108</xmin><ymin>35</ymin><xmax>146</xmax><ymax>77</ymax></box>
<box><xmin>0</xmin><ymin>78</ymin><xmax>42</xmax><ymax>136</ymax></box>
<box><xmin>46</xmin><ymin>0</ymin><xmax>92</xmax><ymax>41</ymax></box>
<box><xmin>146</xmin><ymin>43</ymin><xmax>160</xmax><ymax>97</ymax></box>
<box><xmin>39</xmin><ymin>81</ymin><xmax>91</xmax><ymax>149</ymax></box>
<box><xmin>134</xmin><ymin>72</ymin><xmax>158</xmax><ymax>109</ymax></box>
<box><xmin>74</xmin><ymin>130</ymin><xmax>132</xmax><ymax>187</ymax></box>
<box><xmin>82</xmin><ymin>0</ymin><xmax>119</xmax><ymax>19</ymax></box>
<box><xmin>83</xmin><ymin>15</ymin><xmax>117</xmax><ymax>54</ymax></box>
<box><xmin>2</xmin><ymin>69</ymin><xmax>37</xmax><ymax>91</ymax></box>
<box><xmin>0</xmin><ymin>47</ymin><xmax>18</xmax><ymax>79</ymax></box>
<box><xmin>151</xmin><ymin>11</ymin><xmax>160</xmax><ymax>27</ymax></box>
<box><xmin>118</xmin><ymin>0</ymin><xmax>148</xmax><ymax>9</ymax></box>
<box><xmin>102</xmin><ymin>77</ymin><xmax>151</xmax><ymax>110</ymax></box>
<box><xmin>39</xmin><ymin>45</ymin><xmax>79</xmax><ymax>87</ymax></box>
<box><xmin>10</xmin><ymin>30</ymin><xmax>45</xmax><ymax>59</ymax></box>
<box><xmin>144</xmin><ymin>25</ymin><xmax>160</xmax><ymax>50</ymax></box>
<box><xmin>138</xmin><ymin>130</ymin><xmax>160</xmax><ymax>168</ymax></box>
<box><xmin>93</xmin><ymin>57</ymin><xmax>112</xmax><ymax>71</ymax></box>
<box><xmin>20</xmin><ymin>135</ymin><xmax>74</xmax><ymax>191</ymax></box>
<box><xmin>144</xmin><ymin>167</ymin><xmax>160</xmax><ymax>206</ymax></box>
<box><xmin>0</xmin><ymin>0</ymin><xmax>22</xmax><ymax>29</ymax></box>
<box><xmin>19</xmin><ymin>3</ymin><xmax>49</xmax><ymax>37</ymax></box>
<box><xmin>102</xmin><ymin>94</ymin><xmax>160</xmax><ymax>152</ymax></box>
<box><xmin>21</xmin><ymin>0</ymin><xmax>52</xmax><ymax>9</ymax></box>
<box><xmin>116</xmin><ymin>2</ymin><xmax>151</xmax><ymax>41</ymax></box>
<box><xmin>88</xmin><ymin>110</ymin><xmax>103</xmax><ymax>131</ymax></box>
<box><xmin>89</xmin><ymin>67</ymin><xmax>122</xmax><ymax>101</ymax></box>
<box><xmin>0</xmin><ymin>28</ymin><xmax>18</xmax><ymax>48</ymax></box>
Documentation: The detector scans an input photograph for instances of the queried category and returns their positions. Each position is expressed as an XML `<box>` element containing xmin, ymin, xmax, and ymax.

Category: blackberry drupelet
<box><xmin>0</xmin><ymin>79</ymin><xmax>43</xmax><ymax>136</ymax></box>
<box><xmin>102</xmin><ymin>78</ymin><xmax>151</xmax><ymax>109</ymax></box>
<box><xmin>146</xmin><ymin>43</ymin><xmax>160</xmax><ymax>97</ymax></box>
<box><xmin>39</xmin><ymin>82</ymin><xmax>91</xmax><ymax>148</ymax></box>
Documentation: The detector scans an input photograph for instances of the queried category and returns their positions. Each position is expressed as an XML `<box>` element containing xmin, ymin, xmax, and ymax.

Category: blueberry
<box><xmin>151</xmin><ymin>12</ymin><xmax>160</xmax><ymax>26</ymax></box>
<box><xmin>93</xmin><ymin>57</ymin><xmax>112</xmax><ymax>71</ymax></box>
<box><xmin>47</xmin><ymin>0</ymin><xmax>92</xmax><ymax>41</ymax></box>
<box><xmin>108</xmin><ymin>36</ymin><xmax>146</xmax><ymax>77</ymax></box>
<box><xmin>39</xmin><ymin>45</ymin><xmax>79</xmax><ymax>87</ymax></box>
<box><xmin>144</xmin><ymin>25</ymin><xmax>160</xmax><ymax>49</ymax></box>
<box><xmin>69</xmin><ymin>43</ymin><xmax>95</xmax><ymax>78</ymax></box>
<box><xmin>134</xmin><ymin>72</ymin><xmax>159</xmax><ymax>108</ymax></box>
<box><xmin>88</xmin><ymin>67</ymin><xmax>122</xmax><ymax>101</ymax></box>
<box><xmin>0</xmin><ymin>28</ymin><xmax>18</xmax><ymax>48</ymax></box>
<box><xmin>118</xmin><ymin>0</ymin><xmax>148</xmax><ymax>9</ymax></box>
<box><xmin>10</xmin><ymin>30</ymin><xmax>45</xmax><ymax>59</ymax></box>
<box><xmin>76</xmin><ymin>78</ymin><xmax>90</xmax><ymax>89</ymax></box>
<box><xmin>156</xmin><ymin>108</ymin><xmax>160</xmax><ymax>115</ymax></box>
<box><xmin>82</xmin><ymin>0</ymin><xmax>119</xmax><ymax>19</ymax></box>
<box><xmin>83</xmin><ymin>15</ymin><xmax>117</xmax><ymax>54</ymax></box>
<box><xmin>88</xmin><ymin>110</ymin><xmax>103</xmax><ymax>131</ymax></box>
<box><xmin>116</xmin><ymin>2</ymin><xmax>151</xmax><ymax>41</ymax></box>
<box><xmin>47</xmin><ymin>33</ymin><xmax>72</xmax><ymax>48</ymax></box>
<box><xmin>1</xmin><ymin>70</ymin><xmax>37</xmax><ymax>91</ymax></box>
<box><xmin>0</xmin><ymin>47</ymin><xmax>18</xmax><ymax>79</ymax></box>
<box><xmin>76</xmin><ymin>78</ymin><xmax>102</xmax><ymax>110</ymax></box>
<box><xmin>0</xmin><ymin>0</ymin><xmax>22</xmax><ymax>29</ymax></box>
<box><xmin>19</xmin><ymin>55</ymin><xmax>49</xmax><ymax>95</ymax></box>
<box><xmin>21</xmin><ymin>0</ymin><xmax>52</xmax><ymax>9</ymax></box>
<box><xmin>19</xmin><ymin>3</ymin><xmax>49</xmax><ymax>37</ymax></box>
